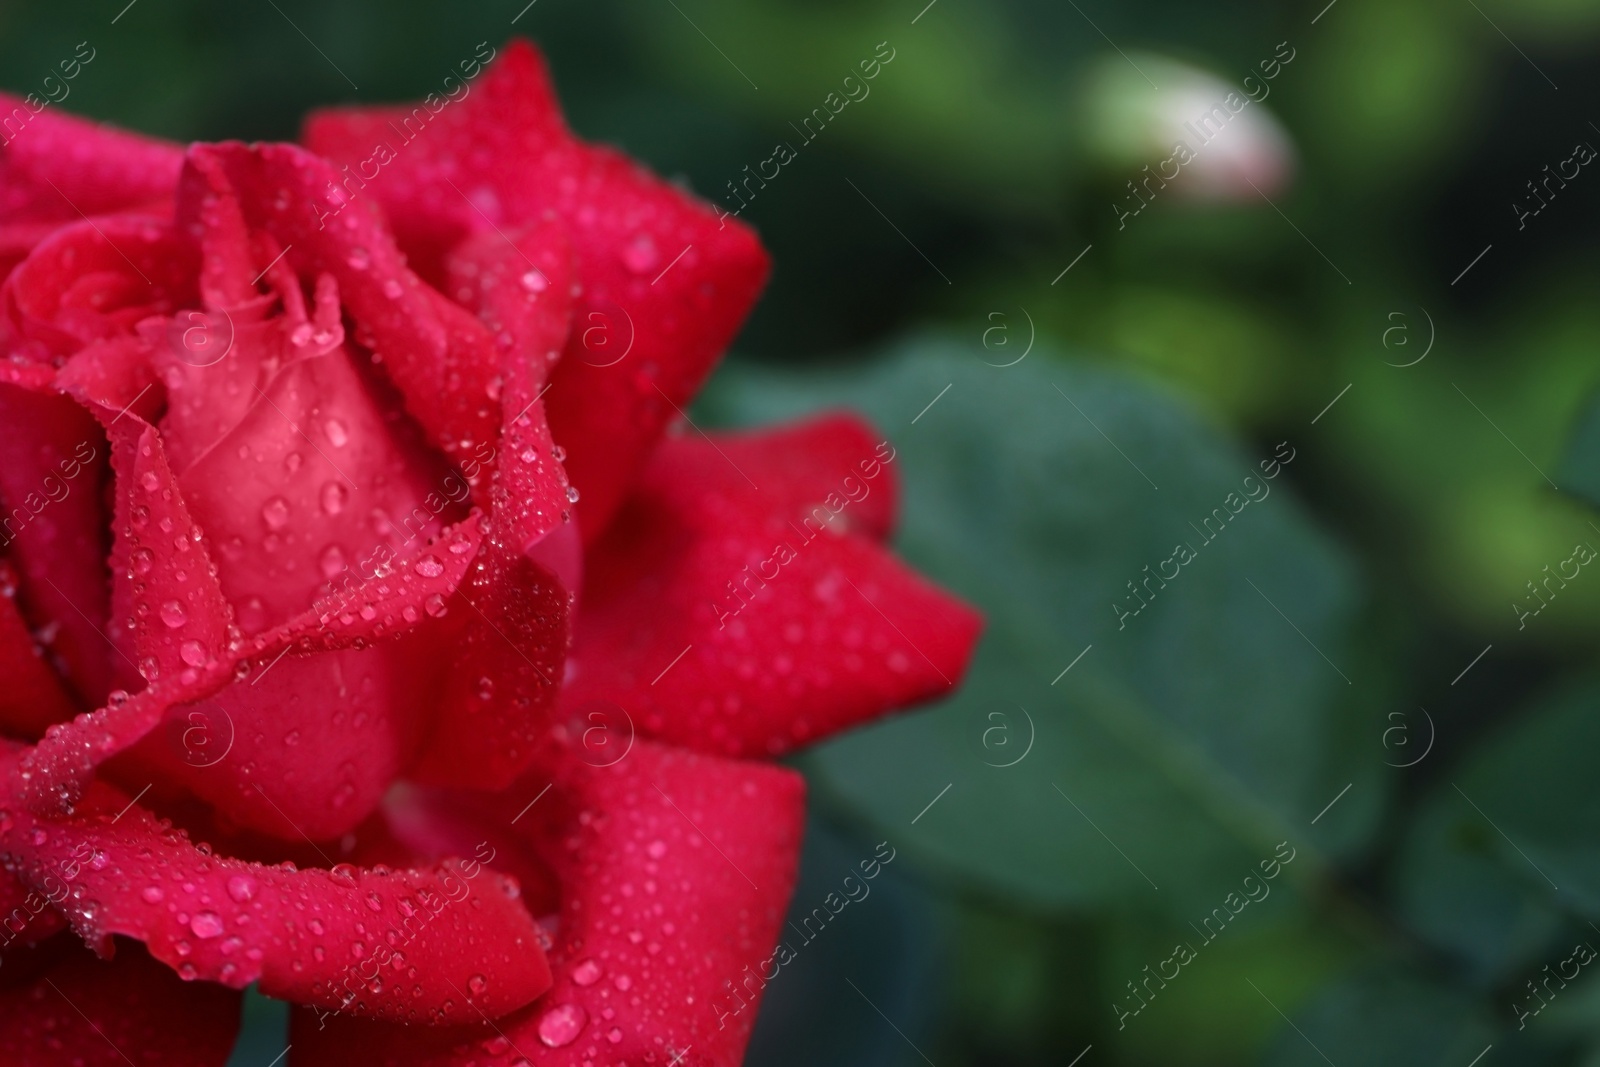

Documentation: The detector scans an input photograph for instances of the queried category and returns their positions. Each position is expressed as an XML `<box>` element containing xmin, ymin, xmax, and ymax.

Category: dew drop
<box><xmin>621</xmin><ymin>235</ymin><xmax>659</xmax><ymax>274</ymax></box>
<box><xmin>413</xmin><ymin>555</ymin><xmax>444</xmax><ymax>579</ymax></box>
<box><xmin>320</xmin><ymin>481</ymin><xmax>348</xmax><ymax>515</ymax></box>
<box><xmin>261</xmin><ymin>497</ymin><xmax>291</xmax><ymax>531</ymax></box>
<box><xmin>324</xmin><ymin>419</ymin><xmax>349</xmax><ymax>447</ymax></box>
<box><xmin>190</xmin><ymin>911</ymin><xmax>224</xmax><ymax>939</ymax></box>
<box><xmin>159</xmin><ymin>601</ymin><xmax>188</xmax><ymax>629</ymax></box>
<box><xmin>571</xmin><ymin>958</ymin><xmax>602</xmax><ymax>986</ymax></box>
<box><xmin>536</xmin><ymin>1003</ymin><xmax>587</xmax><ymax>1047</ymax></box>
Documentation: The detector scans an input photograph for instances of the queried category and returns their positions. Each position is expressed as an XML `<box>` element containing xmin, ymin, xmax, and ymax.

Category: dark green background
<box><xmin>9</xmin><ymin>0</ymin><xmax>1600</xmax><ymax>1063</ymax></box>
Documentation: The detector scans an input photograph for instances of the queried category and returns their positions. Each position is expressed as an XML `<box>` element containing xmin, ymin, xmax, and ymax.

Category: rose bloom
<box><xmin>0</xmin><ymin>39</ymin><xmax>980</xmax><ymax>1067</ymax></box>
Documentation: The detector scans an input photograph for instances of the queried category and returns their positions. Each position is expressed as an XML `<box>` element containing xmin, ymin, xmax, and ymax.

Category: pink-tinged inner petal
<box><xmin>181</xmin><ymin>142</ymin><xmax>508</xmax><ymax>491</ymax></box>
<box><xmin>3</xmin><ymin>216</ymin><xmax>195</xmax><ymax>356</ymax></box>
<box><xmin>177</xmin><ymin>345</ymin><xmax>461</xmax><ymax>633</ymax></box>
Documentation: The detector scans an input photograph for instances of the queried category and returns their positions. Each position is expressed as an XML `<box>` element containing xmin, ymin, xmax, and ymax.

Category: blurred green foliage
<box><xmin>9</xmin><ymin>0</ymin><xmax>1600</xmax><ymax>1062</ymax></box>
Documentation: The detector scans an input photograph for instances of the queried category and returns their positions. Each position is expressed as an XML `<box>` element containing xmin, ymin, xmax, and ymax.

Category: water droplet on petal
<box><xmin>536</xmin><ymin>1003</ymin><xmax>587</xmax><ymax>1047</ymax></box>
<box><xmin>261</xmin><ymin>497</ymin><xmax>291</xmax><ymax>530</ymax></box>
<box><xmin>159</xmin><ymin>601</ymin><xmax>188</xmax><ymax>629</ymax></box>
<box><xmin>571</xmin><ymin>958</ymin><xmax>602</xmax><ymax>986</ymax></box>
<box><xmin>226</xmin><ymin>875</ymin><xmax>258</xmax><ymax>902</ymax></box>
<box><xmin>320</xmin><ymin>481</ymin><xmax>348</xmax><ymax>515</ymax></box>
<box><xmin>621</xmin><ymin>235</ymin><xmax>659</xmax><ymax>274</ymax></box>
<box><xmin>190</xmin><ymin>911</ymin><xmax>224</xmax><ymax>939</ymax></box>
<box><xmin>324</xmin><ymin>419</ymin><xmax>349</xmax><ymax>448</ymax></box>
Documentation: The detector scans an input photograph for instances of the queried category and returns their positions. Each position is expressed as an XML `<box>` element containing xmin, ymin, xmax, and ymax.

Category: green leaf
<box><xmin>1396</xmin><ymin>676</ymin><xmax>1600</xmax><ymax>984</ymax></box>
<box><xmin>1557</xmin><ymin>388</ymin><xmax>1600</xmax><ymax>511</ymax></box>
<box><xmin>700</xmin><ymin>338</ymin><xmax>1375</xmax><ymax>916</ymax></box>
<box><xmin>1257</xmin><ymin>968</ymin><xmax>1502</xmax><ymax>1067</ymax></box>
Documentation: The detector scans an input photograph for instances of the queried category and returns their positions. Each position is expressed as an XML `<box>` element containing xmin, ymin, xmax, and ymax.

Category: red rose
<box><xmin>0</xmin><ymin>40</ymin><xmax>980</xmax><ymax>1066</ymax></box>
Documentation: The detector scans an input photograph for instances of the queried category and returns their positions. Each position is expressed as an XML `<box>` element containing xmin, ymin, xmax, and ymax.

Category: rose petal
<box><xmin>3</xmin><ymin>215</ymin><xmax>194</xmax><ymax>356</ymax></box>
<box><xmin>97</xmin><ymin>409</ymin><xmax>234</xmax><ymax>689</ymax></box>
<box><xmin>0</xmin><ymin>556</ymin><xmax>81</xmax><ymax>739</ymax></box>
<box><xmin>55</xmin><ymin>335</ymin><xmax>162</xmax><ymax>422</ymax></box>
<box><xmin>442</xmin><ymin>222</ymin><xmax>575</xmax><ymax>554</ymax></box>
<box><xmin>176</xmin><ymin>342</ymin><xmax>463</xmax><ymax>633</ymax></box>
<box><xmin>0</xmin><ymin>220</ymin><xmax>64</xmax><ymax>289</ymax></box>
<box><xmin>0</xmin><ymin>771</ymin><xmax>552</xmax><ymax>1024</ymax></box>
<box><xmin>181</xmin><ymin>142</ymin><xmax>506</xmax><ymax>488</ymax></box>
<box><xmin>14</xmin><ymin>663</ymin><xmax>236</xmax><ymax>815</ymax></box>
<box><xmin>408</xmin><ymin>540</ymin><xmax>570</xmax><ymax>790</ymax></box>
<box><xmin>0</xmin><ymin>936</ymin><xmax>240</xmax><ymax>1066</ymax></box>
<box><xmin>12</xmin><ymin>507</ymin><xmax>488</xmax><ymax>817</ymax></box>
<box><xmin>302</xmin><ymin>39</ymin><xmax>770</xmax><ymax>539</ymax></box>
<box><xmin>0</xmin><ymin>866</ymin><xmax>68</xmax><ymax>952</ymax></box>
<box><xmin>292</xmin><ymin>740</ymin><xmax>804</xmax><ymax>1067</ymax></box>
<box><xmin>0</xmin><ymin>376</ymin><xmax>115</xmax><ymax>705</ymax></box>
<box><xmin>563</xmin><ymin>419</ymin><xmax>982</xmax><ymax>757</ymax></box>
<box><xmin>117</xmin><ymin>640</ymin><xmax>436</xmax><ymax>842</ymax></box>
<box><xmin>0</xmin><ymin>92</ymin><xmax>182</xmax><ymax>223</ymax></box>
